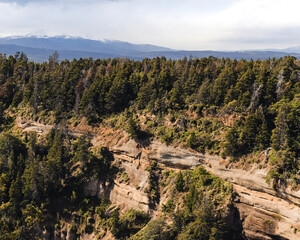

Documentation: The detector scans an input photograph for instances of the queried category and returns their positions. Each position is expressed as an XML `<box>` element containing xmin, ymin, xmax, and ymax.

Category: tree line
<box><xmin>0</xmin><ymin>53</ymin><xmax>299</xmax><ymax>182</ymax></box>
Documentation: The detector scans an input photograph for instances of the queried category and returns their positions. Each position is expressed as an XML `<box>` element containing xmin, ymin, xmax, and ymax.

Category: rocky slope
<box><xmin>16</xmin><ymin>117</ymin><xmax>300</xmax><ymax>240</ymax></box>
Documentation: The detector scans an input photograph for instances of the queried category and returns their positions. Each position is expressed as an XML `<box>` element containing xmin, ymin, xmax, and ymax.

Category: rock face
<box><xmin>204</xmin><ymin>159</ymin><xmax>300</xmax><ymax>239</ymax></box>
<box><xmin>108</xmin><ymin>159</ymin><xmax>150</xmax><ymax>213</ymax></box>
<box><xmin>233</xmin><ymin>184</ymin><xmax>300</xmax><ymax>240</ymax></box>
<box><xmin>107</xmin><ymin>137</ymin><xmax>300</xmax><ymax>240</ymax></box>
<box><xmin>84</xmin><ymin>155</ymin><xmax>150</xmax><ymax>213</ymax></box>
<box><xmin>17</xmin><ymin>118</ymin><xmax>300</xmax><ymax>239</ymax></box>
<box><xmin>108</xmin><ymin>181</ymin><xmax>149</xmax><ymax>213</ymax></box>
<box><xmin>84</xmin><ymin>178</ymin><xmax>106</xmax><ymax>197</ymax></box>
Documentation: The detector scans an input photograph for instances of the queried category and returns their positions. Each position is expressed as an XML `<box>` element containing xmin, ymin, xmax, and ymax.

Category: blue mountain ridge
<box><xmin>0</xmin><ymin>36</ymin><xmax>299</xmax><ymax>62</ymax></box>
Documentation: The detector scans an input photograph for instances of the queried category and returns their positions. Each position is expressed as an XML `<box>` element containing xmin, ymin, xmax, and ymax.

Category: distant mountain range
<box><xmin>0</xmin><ymin>36</ymin><xmax>299</xmax><ymax>62</ymax></box>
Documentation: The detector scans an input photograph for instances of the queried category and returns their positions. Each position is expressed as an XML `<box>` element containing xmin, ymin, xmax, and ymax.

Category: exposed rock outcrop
<box><xmin>17</xmin><ymin>117</ymin><xmax>300</xmax><ymax>239</ymax></box>
<box><xmin>84</xmin><ymin>154</ymin><xmax>150</xmax><ymax>213</ymax></box>
<box><xmin>103</xmin><ymin>137</ymin><xmax>300</xmax><ymax>240</ymax></box>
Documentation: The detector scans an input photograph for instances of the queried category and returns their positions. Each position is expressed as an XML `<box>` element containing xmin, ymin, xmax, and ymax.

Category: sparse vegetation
<box><xmin>134</xmin><ymin>167</ymin><xmax>233</xmax><ymax>240</ymax></box>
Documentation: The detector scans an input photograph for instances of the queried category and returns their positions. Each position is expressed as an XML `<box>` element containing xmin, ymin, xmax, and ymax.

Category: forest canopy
<box><xmin>0</xmin><ymin>54</ymin><xmax>298</xmax><ymax>162</ymax></box>
<box><xmin>0</xmin><ymin>53</ymin><xmax>299</xmax><ymax>239</ymax></box>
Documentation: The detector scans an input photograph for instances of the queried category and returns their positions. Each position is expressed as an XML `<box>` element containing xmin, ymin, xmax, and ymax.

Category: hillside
<box><xmin>0</xmin><ymin>54</ymin><xmax>299</xmax><ymax>239</ymax></box>
<box><xmin>15</xmin><ymin>116</ymin><xmax>300</xmax><ymax>239</ymax></box>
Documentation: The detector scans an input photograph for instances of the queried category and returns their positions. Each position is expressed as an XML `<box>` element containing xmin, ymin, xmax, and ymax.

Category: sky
<box><xmin>0</xmin><ymin>0</ymin><xmax>299</xmax><ymax>50</ymax></box>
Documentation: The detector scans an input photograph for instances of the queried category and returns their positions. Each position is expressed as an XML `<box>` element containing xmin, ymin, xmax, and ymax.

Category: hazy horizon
<box><xmin>1</xmin><ymin>34</ymin><xmax>300</xmax><ymax>53</ymax></box>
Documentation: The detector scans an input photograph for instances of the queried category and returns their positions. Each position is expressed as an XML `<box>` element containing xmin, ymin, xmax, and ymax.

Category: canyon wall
<box><xmin>17</xmin><ymin>117</ymin><xmax>300</xmax><ymax>239</ymax></box>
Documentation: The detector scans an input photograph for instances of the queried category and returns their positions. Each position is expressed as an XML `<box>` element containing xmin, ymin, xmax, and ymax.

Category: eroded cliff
<box><xmin>16</xmin><ymin>117</ymin><xmax>300</xmax><ymax>239</ymax></box>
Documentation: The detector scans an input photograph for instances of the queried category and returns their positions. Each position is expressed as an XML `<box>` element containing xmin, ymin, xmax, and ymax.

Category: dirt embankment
<box><xmin>16</xmin><ymin>117</ymin><xmax>300</xmax><ymax>240</ymax></box>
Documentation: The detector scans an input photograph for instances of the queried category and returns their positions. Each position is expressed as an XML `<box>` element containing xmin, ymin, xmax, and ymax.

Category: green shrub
<box><xmin>175</xmin><ymin>171</ymin><xmax>185</xmax><ymax>192</ymax></box>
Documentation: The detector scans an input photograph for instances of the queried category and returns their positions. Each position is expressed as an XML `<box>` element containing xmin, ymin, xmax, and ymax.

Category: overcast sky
<box><xmin>0</xmin><ymin>0</ymin><xmax>299</xmax><ymax>50</ymax></box>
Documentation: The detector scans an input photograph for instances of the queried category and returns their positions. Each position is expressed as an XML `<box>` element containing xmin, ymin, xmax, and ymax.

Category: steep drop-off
<box><xmin>16</xmin><ymin>117</ymin><xmax>300</xmax><ymax>240</ymax></box>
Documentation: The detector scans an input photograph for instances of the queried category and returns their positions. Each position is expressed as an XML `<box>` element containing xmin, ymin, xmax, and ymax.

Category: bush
<box><xmin>162</xmin><ymin>200</ymin><xmax>175</xmax><ymax>213</ymax></box>
<box><xmin>175</xmin><ymin>171</ymin><xmax>185</xmax><ymax>192</ymax></box>
<box><xmin>127</xmin><ymin>117</ymin><xmax>141</xmax><ymax>139</ymax></box>
<box><xmin>111</xmin><ymin>209</ymin><xmax>150</xmax><ymax>238</ymax></box>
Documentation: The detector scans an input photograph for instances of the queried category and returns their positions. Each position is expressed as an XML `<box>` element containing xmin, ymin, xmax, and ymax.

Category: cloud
<box><xmin>0</xmin><ymin>0</ymin><xmax>51</xmax><ymax>6</ymax></box>
<box><xmin>0</xmin><ymin>0</ymin><xmax>299</xmax><ymax>50</ymax></box>
<box><xmin>202</xmin><ymin>0</ymin><xmax>300</xmax><ymax>49</ymax></box>
<box><xmin>0</xmin><ymin>0</ymin><xmax>124</xmax><ymax>4</ymax></box>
